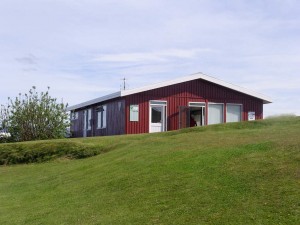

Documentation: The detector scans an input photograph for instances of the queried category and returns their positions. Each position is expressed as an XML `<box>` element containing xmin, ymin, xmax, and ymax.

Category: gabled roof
<box><xmin>67</xmin><ymin>72</ymin><xmax>272</xmax><ymax>111</ymax></box>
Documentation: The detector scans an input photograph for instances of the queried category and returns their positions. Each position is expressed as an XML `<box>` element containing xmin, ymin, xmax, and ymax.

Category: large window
<box><xmin>208</xmin><ymin>103</ymin><xmax>224</xmax><ymax>125</ymax></box>
<box><xmin>97</xmin><ymin>105</ymin><xmax>107</xmax><ymax>129</ymax></box>
<box><xmin>226</xmin><ymin>104</ymin><xmax>242</xmax><ymax>123</ymax></box>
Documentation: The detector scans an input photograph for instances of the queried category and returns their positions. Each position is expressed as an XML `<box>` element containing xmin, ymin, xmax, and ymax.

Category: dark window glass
<box><xmin>151</xmin><ymin>107</ymin><xmax>162</xmax><ymax>123</ymax></box>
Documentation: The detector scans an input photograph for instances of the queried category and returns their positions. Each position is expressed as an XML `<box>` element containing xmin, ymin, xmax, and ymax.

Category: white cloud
<box><xmin>93</xmin><ymin>48</ymin><xmax>214</xmax><ymax>63</ymax></box>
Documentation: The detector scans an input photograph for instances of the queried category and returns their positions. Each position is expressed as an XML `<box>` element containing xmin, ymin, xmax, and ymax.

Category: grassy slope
<box><xmin>0</xmin><ymin>117</ymin><xmax>299</xmax><ymax>225</ymax></box>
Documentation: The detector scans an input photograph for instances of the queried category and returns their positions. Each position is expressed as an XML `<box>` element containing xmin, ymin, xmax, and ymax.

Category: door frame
<box><xmin>188</xmin><ymin>102</ymin><xmax>206</xmax><ymax>126</ymax></box>
<box><xmin>149</xmin><ymin>100</ymin><xmax>167</xmax><ymax>133</ymax></box>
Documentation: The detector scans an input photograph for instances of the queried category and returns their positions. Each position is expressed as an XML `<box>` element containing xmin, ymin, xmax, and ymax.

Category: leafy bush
<box><xmin>0</xmin><ymin>86</ymin><xmax>69</xmax><ymax>142</ymax></box>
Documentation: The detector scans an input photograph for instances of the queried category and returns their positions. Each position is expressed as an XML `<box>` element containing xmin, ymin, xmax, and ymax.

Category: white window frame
<box><xmin>188</xmin><ymin>102</ymin><xmax>206</xmax><ymax>126</ymax></box>
<box><xmin>226</xmin><ymin>103</ymin><xmax>243</xmax><ymax>123</ymax></box>
<box><xmin>130</xmin><ymin>104</ymin><xmax>139</xmax><ymax>122</ymax></box>
<box><xmin>188</xmin><ymin>102</ymin><xmax>205</xmax><ymax>107</ymax></box>
<box><xmin>208</xmin><ymin>103</ymin><xmax>224</xmax><ymax>125</ymax></box>
<box><xmin>97</xmin><ymin>105</ymin><xmax>107</xmax><ymax>129</ymax></box>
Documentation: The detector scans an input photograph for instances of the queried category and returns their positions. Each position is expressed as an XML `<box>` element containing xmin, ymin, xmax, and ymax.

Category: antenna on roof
<box><xmin>121</xmin><ymin>77</ymin><xmax>127</xmax><ymax>91</ymax></box>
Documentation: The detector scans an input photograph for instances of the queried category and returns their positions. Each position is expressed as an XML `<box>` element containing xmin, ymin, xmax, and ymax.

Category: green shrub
<box><xmin>0</xmin><ymin>140</ymin><xmax>108</xmax><ymax>165</ymax></box>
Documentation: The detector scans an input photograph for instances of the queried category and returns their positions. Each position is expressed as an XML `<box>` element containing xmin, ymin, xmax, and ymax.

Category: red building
<box><xmin>68</xmin><ymin>73</ymin><xmax>272</xmax><ymax>137</ymax></box>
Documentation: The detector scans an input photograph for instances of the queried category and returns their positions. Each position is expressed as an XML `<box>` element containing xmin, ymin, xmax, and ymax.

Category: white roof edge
<box><xmin>200</xmin><ymin>73</ymin><xmax>272</xmax><ymax>104</ymax></box>
<box><xmin>67</xmin><ymin>91</ymin><xmax>121</xmax><ymax>111</ymax></box>
<box><xmin>67</xmin><ymin>72</ymin><xmax>272</xmax><ymax>111</ymax></box>
<box><xmin>120</xmin><ymin>72</ymin><xmax>272</xmax><ymax>104</ymax></box>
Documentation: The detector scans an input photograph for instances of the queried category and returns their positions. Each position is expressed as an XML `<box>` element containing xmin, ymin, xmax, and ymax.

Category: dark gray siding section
<box><xmin>70</xmin><ymin>99</ymin><xmax>125</xmax><ymax>138</ymax></box>
<box><xmin>70</xmin><ymin>110</ymin><xmax>84</xmax><ymax>137</ymax></box>
<box><xmin>94</xmin><ymin>100</ymin><xmax>125</xmax><ymax>136</ymax></box>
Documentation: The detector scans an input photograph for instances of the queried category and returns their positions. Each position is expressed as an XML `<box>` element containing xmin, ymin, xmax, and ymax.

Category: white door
<box><xmin>150</xmin><ymin>105</ymin><xmax>166</xmax><ymax>133</ymax></box>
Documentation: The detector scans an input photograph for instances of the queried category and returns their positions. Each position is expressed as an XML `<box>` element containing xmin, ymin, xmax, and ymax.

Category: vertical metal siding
<box><xmin>70</xmin><ymin>110</ymin><xmax>84</xmax><ymax>137</ymax></box>
<box><xmin>125</xmin><ymin>79</ymin><xmax>264</xmax><ymax>134</ymax></box>
<box><xmin>70</xmin><ymin>99</ymin><xmax>125</xmax><ymax>138</ymax></box>
<box><xmin>94</xmin><ymin>99</ymin><xmax>126</xmax><ymax>136</ymax></box>
<box><xmin>71</xmin><ymin>79</ymin><xmax>264</xmax><ymax>137</ymax></box>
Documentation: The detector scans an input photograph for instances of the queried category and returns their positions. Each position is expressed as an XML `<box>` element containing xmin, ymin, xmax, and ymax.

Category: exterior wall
<box><xmin>70</xmin><ymin>99</ymin><xmax>125</xmax><ymax>137</ymax></box>
<box><xmin>94</xmin><ymin>100</ymin><xmax>125</xmax><ymax>136</ymax></box>
<box><xmin>70</xmin><ymin>110</ymin><xmax>84</xmax><ymax>137</ymax></box>
<box><xmin>125</xmin><ymin>79</ymin><xmax>263</xmax><ymax>134</ymax></box>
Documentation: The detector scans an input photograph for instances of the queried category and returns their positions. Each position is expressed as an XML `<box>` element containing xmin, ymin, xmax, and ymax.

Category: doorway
<box><xmin>189</xmin><ymin>107</ymin><xmax>205</xmax><ymax>126</ymax></box>
<box><xmin>178</xmin><ymin>102</ymin><xmax>205</xmax><ymax>129</ymax></box>
<box><xmin>149</xmin><ymin>101</ymin><xmax>167</xmax><ymax>133</ymax></box>
<box><xmin>189</xmin><ymin>102</ymin><xmax>205</xmax><ymax>127</ymax></box>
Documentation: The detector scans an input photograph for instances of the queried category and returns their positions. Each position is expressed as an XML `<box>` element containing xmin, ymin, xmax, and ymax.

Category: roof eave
<box><xmin>67</xmin><ymin>72</ymin><xmax>272</xmax><ymax>111</ymax></box>
<box><xmin>67</xmin><ymin>91</ymin><xmax>121</xmax><ymax>111</ymax></box>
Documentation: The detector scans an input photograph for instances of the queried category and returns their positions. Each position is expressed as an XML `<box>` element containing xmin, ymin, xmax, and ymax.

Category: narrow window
<box><xmin>130</xmin><ymin>105</ymin><xmax>139</xmax><ymax>121</ymax></box>
<box><xmin>71</xmin><ymin>111</ymin><xmax>78</xmax><ymax>120</ymax></box>
<box><xmin>70</xmin><ymin>111</ymin><xmax>74</xmax><ymax>120</ymax></box>
<box><xmin>97</xmin><ymin>105</ymin><xmax>107</xmax><ymax>129</ymax></box>
<box><xmin>87</xmin><ymin>109</ymin><xmax>92</xmax><ymax>130</ymax></box>
<box><xmin>74</xmin><ymin>112</ymin><xmax>78</xmax><ymax>119</ymax></box>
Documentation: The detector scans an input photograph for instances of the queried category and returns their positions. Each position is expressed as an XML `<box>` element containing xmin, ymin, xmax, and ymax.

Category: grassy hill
<box><xmin>0</xmin><ymin>116</ymin><xmax>299</xmax><ymax>225</ymax></box>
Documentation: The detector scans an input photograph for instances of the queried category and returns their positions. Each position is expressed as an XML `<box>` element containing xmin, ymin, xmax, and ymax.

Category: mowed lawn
<box><xmin>0</xmin><ymin>117</ymin><xmax>299</xmax><ymax>225</ymax></box>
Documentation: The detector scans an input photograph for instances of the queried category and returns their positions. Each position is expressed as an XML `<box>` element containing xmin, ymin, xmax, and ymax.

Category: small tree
<box><xmin>0</xmin><ymin>86</ymin><xmax>69</xmax><ymax>142</ymax></box>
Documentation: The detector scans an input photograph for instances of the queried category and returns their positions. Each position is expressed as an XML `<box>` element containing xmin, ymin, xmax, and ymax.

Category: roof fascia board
<box><xmin>67</xmin><ymin>91</ymin><xmax>121</xmax><ymax>111</ymax></box>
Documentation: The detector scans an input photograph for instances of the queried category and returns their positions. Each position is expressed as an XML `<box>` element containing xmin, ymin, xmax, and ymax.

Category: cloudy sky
<box><xmin>0</xmin><ymin>0</ymin><xmax>299</xmax><ymax>116</ymax></box>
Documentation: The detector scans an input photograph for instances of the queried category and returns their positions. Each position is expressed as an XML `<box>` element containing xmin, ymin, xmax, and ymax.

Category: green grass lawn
<box><xmin>0</xmin><ymin>116</ymin><xmax>299</xmax><ymax>224</ymax></box>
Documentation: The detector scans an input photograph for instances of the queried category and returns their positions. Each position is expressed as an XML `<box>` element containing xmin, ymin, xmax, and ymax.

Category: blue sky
<box><xmin>0</xmin><ymin>0</ymin><xmax>299</xmax><ymax>116</ymax></box>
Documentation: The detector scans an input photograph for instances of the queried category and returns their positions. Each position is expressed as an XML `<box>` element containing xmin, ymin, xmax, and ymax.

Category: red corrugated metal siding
<box><xmin>125</xmin><ymin>79</ymin><xmax>263</xmax><ymax>134</ymax></box>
